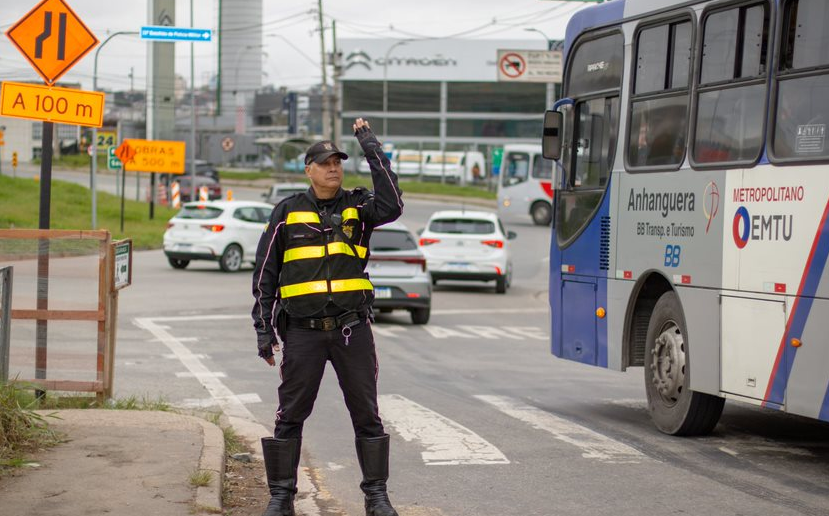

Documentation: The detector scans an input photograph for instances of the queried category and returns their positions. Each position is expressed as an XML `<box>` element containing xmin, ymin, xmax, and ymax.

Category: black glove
<box><xmin>257</xmin><ymin>335</ymin><xmax>276</xmax><ymax>359</ymax></box>
<box><xmin>355</xmin><ymin>124</ymin><xmax>381</xmax><ymax>151</ymax></box>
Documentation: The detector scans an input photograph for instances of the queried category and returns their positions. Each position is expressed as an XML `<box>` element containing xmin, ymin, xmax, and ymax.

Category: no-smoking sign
<box><xmin>500</xmin><ymin>53</ymin><xmax>526</xmax><ymax>78</ymax></box>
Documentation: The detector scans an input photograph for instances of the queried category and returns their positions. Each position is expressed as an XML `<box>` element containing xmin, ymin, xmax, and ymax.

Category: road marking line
<box><xmin>164</xmin><ymin>353</ymin><xmax>209</xmax><ymax>360</ymax></box>
<box><xmin>133</xmin><ymin>317</ymin><xmax>321</xmax><ymax>516</ymax></box>
<box><xmin>142</xmin><ymin>307</ymin><xmax>547</xmax><ymax>323</ymax></box>
<box><xmin>371</xmin><ymin>325</ymin><xmax>409</xmax><ymax>338</ymax></box>
<box><xmin>176</xmin><ymin>371</ymin><xmax>227</xmax><ymax>378</ymax></box>
<box><xmin>421</xmin><ymin>325</ymin><xmax>475</xmax><ymax>339</ymax></box>
<box><xmin>475</xmin><ymin>395</ymin><xmax>646</xmax><ymax>464</ymax></box>
<box><xmin>179</xmin><ymin>392</ymin><xmax>262</xmax><ymax>408</ymax></box>
<box><xmin>378</xmin><ymin>394</ymin><xmax>509</xmax><ymax>466</ymax></box>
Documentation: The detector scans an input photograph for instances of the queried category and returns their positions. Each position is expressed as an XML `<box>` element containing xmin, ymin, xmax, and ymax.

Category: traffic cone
<box><xmin>199</xmin><ymin>185</ymin><xmax>208</xmax><ymax>202</ymax></box>
<box><xmin>171</xmin><ymin>181</ymin><xmax>181</xmax><ymax>208</ymax></box>
<box><xmin>227</xmin><ymin>189</ymin><xmax>233</xmax><ymax>201</ymax></box>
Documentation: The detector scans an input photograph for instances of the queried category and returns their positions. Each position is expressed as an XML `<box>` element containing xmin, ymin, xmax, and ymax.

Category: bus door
<box><xmin>551</xmin><ymin>31</ymin><xmax>623</xmax><ymax>366</ymax></box>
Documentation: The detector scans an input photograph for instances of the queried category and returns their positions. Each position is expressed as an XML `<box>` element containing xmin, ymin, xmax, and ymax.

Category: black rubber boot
<box><xmin>261</xmin><ymin>437</ymin><xmax>301</xmax><ymax>516</ymax></box>
<box><xmin>356</xmin><ymin>434</ymin><xmax>399</xmax><ymax>516</ymax></box>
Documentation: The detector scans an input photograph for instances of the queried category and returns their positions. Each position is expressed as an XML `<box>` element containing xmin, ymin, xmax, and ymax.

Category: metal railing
<box><xmin>0</xmin><ymin>265</ymin><xmax>12</xmax><ymax>383</ymax></box>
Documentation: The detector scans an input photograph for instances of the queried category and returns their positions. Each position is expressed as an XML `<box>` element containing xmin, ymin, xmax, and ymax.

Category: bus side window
<box><xmin>771</xmin><ymin>0</ymin><xmax>829</xmax><ymax>160</ymax></box>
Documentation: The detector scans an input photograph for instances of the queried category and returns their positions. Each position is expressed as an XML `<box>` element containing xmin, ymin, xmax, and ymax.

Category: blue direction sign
<box><xmin>140</xmin><ymin>26</ymin><xmax>212</xmax><ymax>42</ymax></box>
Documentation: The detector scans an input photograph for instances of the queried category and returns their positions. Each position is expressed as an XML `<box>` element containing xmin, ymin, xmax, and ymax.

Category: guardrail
<box><xmin>0</xmin><ymin>265</ymin><xmax>11</xmax><ymax>383</ymax></box>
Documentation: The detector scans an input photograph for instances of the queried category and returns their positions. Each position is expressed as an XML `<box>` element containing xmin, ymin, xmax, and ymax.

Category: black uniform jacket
<box><xmin>252</xmin><ymin>132</ymin><xmax>403</xmax><ymax>349</ymax></box>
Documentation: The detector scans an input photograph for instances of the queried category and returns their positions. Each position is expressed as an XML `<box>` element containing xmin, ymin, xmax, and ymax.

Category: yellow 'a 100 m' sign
<box><xmin>0</xmin><ymin>81</ymin><xmax>104</xmax><ymax>127</ymax></box>
<box><xmin>121</xmin><ymin>139</ymin><xmax>186</xmax><ymax>174</ymax></box>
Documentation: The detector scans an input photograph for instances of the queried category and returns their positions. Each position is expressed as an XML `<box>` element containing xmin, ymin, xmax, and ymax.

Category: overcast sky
<box><xmin>0</xmin><ymin>0</ymin><xmax>585</xmax><ymax>92</ymax></box>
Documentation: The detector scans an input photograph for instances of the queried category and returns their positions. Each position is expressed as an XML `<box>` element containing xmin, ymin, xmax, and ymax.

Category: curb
<box><xmin>193</xmin><ymin>417</ymin><xmax>225</xmax><ymax>514</ymax></box>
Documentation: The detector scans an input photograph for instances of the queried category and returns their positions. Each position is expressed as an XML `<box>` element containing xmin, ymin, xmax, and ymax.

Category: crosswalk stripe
<box><xmin>379</xmin><ymin>394</ymin><xmax>509</xmax><ymax>466</ymax></box>
<box><xmin>475</xmin><ymin>395</ymin><xmax>647</xmax><ymax>464</ymax></box>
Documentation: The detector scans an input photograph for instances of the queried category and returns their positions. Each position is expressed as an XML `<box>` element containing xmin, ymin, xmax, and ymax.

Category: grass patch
<box><xmin>218</xmin><ymin>170</ymin><xmax>273</xmax><ymax>181</ymax></box>
<box><xmin>342</xmin><ymin>174</ymin><xmax>496</xmax><ymax>200</ymax></box>
<box><xmin>0</xmin><ymin>175</ymin><xmax>178</xmax><ymax>249</ymax></box>
<box><xmin>0</xmin><ymin>381</ymin><xmax>61</xmax><ymax>474</ymax></box>
<box><xmin>189</xmin><ymin>469</ymin><xmax>214</xmax><ymax>487</ymax></box>
<box><xmin>33</xmin><ymin>154</ymin><xmax>105</xmax><ymax>170</ymax></box>
<box><xmin>11</xmin><ymin>390</ymin><xmax>171</xmax><ymax>411</ymax></box>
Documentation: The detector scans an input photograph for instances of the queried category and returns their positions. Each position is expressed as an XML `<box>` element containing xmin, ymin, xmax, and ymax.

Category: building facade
<box><xmin>337</xmin><ymin>38</ymin><xmax>549</xmax><ymax>167</ymax></box>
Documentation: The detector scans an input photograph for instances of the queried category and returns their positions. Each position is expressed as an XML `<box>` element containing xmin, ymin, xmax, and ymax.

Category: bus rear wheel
<box><xmin>531</xmin><ymin>201</ymin><xmax>552</xmax><ymax>226</ymax></box>
<box><xmin>644</xmin><ymin>291</ymin><xmax>724</xmax><ymax>436</ymax></box>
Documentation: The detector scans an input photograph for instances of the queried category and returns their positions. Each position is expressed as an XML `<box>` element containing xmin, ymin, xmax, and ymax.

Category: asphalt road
<box><xmin>6</xmin><ymin>171</ymin><xmax>829</xmax><ymax>515</ymax></box>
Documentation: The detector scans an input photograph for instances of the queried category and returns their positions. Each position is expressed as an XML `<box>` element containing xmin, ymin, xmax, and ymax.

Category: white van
<box><xmin>421</xmin><ymin>151</ymin><xmax>486</xmax><ymax>184</ymax></box>
<box><xmin>496</xmin><ymin>144</ymin><xmax>557</xmax><ymax>226</ymax></box>
<box><xmin>395</xmin><ymin>150</ymin><xmax>434</xmax><ymax>177</ymax></box>
<box><xmin>357</xmin><ymin>149</ymin><xmax>399</xmax><ymax>174</ymax></box>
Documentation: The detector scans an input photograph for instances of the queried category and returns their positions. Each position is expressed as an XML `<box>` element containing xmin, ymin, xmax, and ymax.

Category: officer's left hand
<box><xmin>264</xmin><ymin>354</ymin><xmax>276</xmax><ymax>367</ymax></box>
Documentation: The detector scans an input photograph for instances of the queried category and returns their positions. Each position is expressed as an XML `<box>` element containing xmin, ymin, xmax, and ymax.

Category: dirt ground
<box><xmin>223</xmin><ymin>444</ymin><xmax>269</xmax><ymax>516</ymax></box>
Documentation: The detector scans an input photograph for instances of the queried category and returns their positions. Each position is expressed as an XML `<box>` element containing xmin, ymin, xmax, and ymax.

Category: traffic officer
<box><xmin>252</xmin><ymin>118</ymin><xmax>403</xmax><ymax>516</ymax></box>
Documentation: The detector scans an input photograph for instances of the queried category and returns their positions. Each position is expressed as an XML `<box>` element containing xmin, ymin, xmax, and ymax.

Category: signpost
<box><xmin>107</xmin><ymin>145</ymin><xmax>121</xmax><ymax>170</ymax></box>
<box><xmin>497</xmin><ymin>49</ymin><xmax>563</xmax><ymax>83</ymax></box>
<box><xmin>118</xmin><ymin>139</ymin><xmax>186</xmax><ymax>174</ymax></box>
<box><xmin>5</xmin><ymin>0</ymin><xmax>99</xmax><ymax>396</ymax></box>
<box><xmin>140</xmin><ymin>25</ymin><xmax>211</xmax><ymax>42</ymax></box>
<box><xmin>0</xmin><ymin>81</ymin><xmax>104</xmax><ymax>127</ymax></box>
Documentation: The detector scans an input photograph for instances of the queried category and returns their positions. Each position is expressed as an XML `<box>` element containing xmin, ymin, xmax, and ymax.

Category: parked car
<box><xmin>262</xmin><ymin>182</ymin><xmax>308</xmax><ymax>205</ymax></box>
<box><xmin>174</xmin><ymin>176</ymin><xmax>222</xmax><ymax>202</ymax></box>
<box><xmin>163</xmin><ymin>200</ymin><xmax>273</xmax><ymax>272</ymax></box>
<box><xmin>418</xmin><ymin>210</ymin><xmax>515</xmax><ymax>293</ymax></box>
<box><xmin>368</xmin><ymin>221</ymin><xmax>431</xmax><ymax>324</ymax></box>
<box><xmin>159</xmin><ymin>160</ymin><xmax>219</xmax><ymax>184</ymax></box>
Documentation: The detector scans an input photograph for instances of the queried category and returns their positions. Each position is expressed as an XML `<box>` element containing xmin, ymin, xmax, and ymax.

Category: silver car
<box><xmin>368</xmin><ymin>221</ymin><xmax>432</xmax><ymax>324</ymax></box>
<box><xmin>262</xmin><ymin>182</ymin><xmax>308</xmax><ymax>205</ymax></box>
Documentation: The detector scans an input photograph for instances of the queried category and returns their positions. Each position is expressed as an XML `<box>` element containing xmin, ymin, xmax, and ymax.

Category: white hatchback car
<box><xmin>163</xmin><ymin>200</ymin><xmax>274</xmax><ymax>272</ymax></box>
<box><xmin>418</xmin><ymin>210</ymin><xmax>516</xmax><ymax>293</ymax></box>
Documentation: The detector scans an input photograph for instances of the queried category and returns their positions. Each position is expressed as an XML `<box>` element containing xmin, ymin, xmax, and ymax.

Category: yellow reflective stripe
<box><xmin>327</xmin><ymin>242</ymin><xmax>367</xmax><ymax>258</ymax></box>
<box><xmin>286</xmin><ymin>212</ymin><xmax>320</xmax><ymax>225</ymax></box>
<box><xmin>330</xmin><ymin>278</ymin><xmax>373</xmax><ymax>292</ymax></box>
<box><xmin>341</xmin><ymin>207</ymin><xmax>359</xmax><ymax>222</ymax></box>
<box><xmin>280</xmin><ymin>280</ymin><xmax>328</xmax><ymax>298</ymax></box>
<box><xmin>283</xmin><ymin>246</ymin><xmax>325</xmax><ymax>262</ymax></box>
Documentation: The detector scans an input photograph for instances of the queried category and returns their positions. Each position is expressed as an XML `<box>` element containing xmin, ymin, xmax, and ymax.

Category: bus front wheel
<box><xmin>531</xmin><ymin>201</ymin><xmax>552</xmax><ymax>226</ymax></box>
<box><xmin>644</xmin><ymin>291</ymin><xmax>724</xmax><ymax>436</ymax></box>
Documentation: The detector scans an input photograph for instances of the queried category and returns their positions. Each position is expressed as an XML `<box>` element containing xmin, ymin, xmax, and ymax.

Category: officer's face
<box><xmin>305</xmin><ymin>156</ymin><xmax>344</xmax><ymax>196</ymax></box>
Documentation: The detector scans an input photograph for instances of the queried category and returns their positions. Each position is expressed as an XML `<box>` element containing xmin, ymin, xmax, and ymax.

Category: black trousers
<box><xmin>273</xmin><ymin>319</ymin><xmax>385</xmax><ymax>440</ymax></box>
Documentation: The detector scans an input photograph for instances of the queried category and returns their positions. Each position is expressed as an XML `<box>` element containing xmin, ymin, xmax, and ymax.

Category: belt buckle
<box><xmin>321</xmin><ymin>317</ymin><xmax>336</xmax><ymax>331</ymax></box>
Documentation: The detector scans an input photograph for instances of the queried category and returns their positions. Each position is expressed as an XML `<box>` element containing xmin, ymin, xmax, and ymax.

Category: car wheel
<box><xmin>219</xmin><ymin>244</ymin><xmax>243</xmax><ymax>272</ymax></box>
<box><xmin>645</xmin><ymin>291</ymin><xmax>724</xmax><ymax>435</ymax></box>
<box><xmin>531</xmin><ymin>201</ymin><xmax>553</xmax><ymax>226</ymax></box>
<box><xmin>411</xmin><ymin>307</ymin><xmax>430</xmax><ymax>325</ymax></box>
<box><xmin>168</xmin><ymin>257</ymin><xmax>190</xmax><ymax>269</ymax></box>
<box><xmin>495</xmin><ymin>276</ymin><xmax>507</xmax><ymax>294</ymax></box>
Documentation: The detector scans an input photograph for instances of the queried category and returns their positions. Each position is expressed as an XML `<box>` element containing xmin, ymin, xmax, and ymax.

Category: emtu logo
<box><xmin>345</xmin><ymin>50</ymin><xmax>372</xmax><ymax>71</ymax></box>
<box><xmin>733</xmin><ymin>206</ymin><xmax>750</xmax><ymax>249</ymax></box>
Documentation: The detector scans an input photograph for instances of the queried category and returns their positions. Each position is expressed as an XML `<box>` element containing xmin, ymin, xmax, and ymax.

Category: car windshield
<box><xmin>176</xmin><ymin>206</ymin><xmax>223</xmax><ymax>219</ymax></box>
<box><xmin>429</xmin><ymin>218</ymin><xmax>495</xmax><ymax>235</ymax></box>
<box><xmin>370</xmin><ymin>230</ymin><xmax>418</xmax><ymax>251</ymax></box>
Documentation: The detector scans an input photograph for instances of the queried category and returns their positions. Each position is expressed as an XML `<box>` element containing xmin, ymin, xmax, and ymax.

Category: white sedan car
<box><xmin>418</xmin><ymin>210</ymin><xmax>515</xmax><ymax>293</ymax></box>
<box><xmin>163</xmin><ymin>200</ymin><xmax>274</xmax><ymax>272</ymax></box>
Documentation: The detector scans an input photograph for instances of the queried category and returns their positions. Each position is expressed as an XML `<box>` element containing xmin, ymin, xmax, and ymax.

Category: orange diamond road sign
<box><xmin>115</xmin><ymin>141</ymin><xmax>136</xmax><ymax>164</ymax></box>
<box><xmin>1</xmin><ymin>81</ymin><xmax>104</xmax><ymax>127</ymax></box>
<box><xmin>121</xmin><ymin>139</ymin><xmax>186</xmax><ymax>174</ymax></box>
<box><xmin>6</xmin><ymin>0</ymin><xmax>99</xmax><ymax>85</ymax></box>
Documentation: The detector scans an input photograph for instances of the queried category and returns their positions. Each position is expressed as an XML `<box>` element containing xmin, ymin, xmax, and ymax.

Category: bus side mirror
<box><xmin>542</xmin><ymin>110</ymin><xmax>562</xmax><ymax>160</ymax></box>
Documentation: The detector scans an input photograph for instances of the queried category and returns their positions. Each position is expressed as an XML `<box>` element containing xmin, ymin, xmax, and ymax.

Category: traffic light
<box><xmin>12</xmin><ymin>151</ymin><xmax>18</xmax><ymax>168</ymax></box>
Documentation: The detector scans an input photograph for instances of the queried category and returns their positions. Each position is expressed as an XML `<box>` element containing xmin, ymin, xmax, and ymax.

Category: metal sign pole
<box><xmin>120</xmin><ymin>165</ymin><xmax>126</xmax><ymax>233</ymax></box>
<box><xmin>36</xmin><ymin>121</ymin><xmax>54</xmax><ymax>396</ymax></box>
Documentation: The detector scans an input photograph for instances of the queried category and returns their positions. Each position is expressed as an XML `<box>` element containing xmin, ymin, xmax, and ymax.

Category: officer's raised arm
<box><xmin>354</xmin><ymin>118</ymin><xmax>403</xmax><ymax>225</ymax></box>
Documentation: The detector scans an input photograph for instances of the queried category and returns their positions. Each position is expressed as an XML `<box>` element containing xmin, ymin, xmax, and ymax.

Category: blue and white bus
<box><xmin>543</xmin><ymin>0</ymin><xmax>829</xmax><ymax>435</ymax></box>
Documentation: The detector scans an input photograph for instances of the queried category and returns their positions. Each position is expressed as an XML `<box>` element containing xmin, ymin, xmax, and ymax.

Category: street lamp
<box><xmin>524</xmin><ymin>27</ymin><xmax>554</xmax><ymax>50</ymax></box>
<box><xmin>382</xmin><ymin>40</ymin><xmax>408</xmax><ymax>137</ymax></box>
<box><xmin>91</xmin><ymin>31</ymin><xmax>138</xmax><ymax>230</ymax></box>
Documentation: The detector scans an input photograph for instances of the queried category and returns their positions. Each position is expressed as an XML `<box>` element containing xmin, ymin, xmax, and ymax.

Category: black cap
<box><xmin>304</xmin><ymin>140</ymin><xmax>348</xmax><ymax>165</ymax></box>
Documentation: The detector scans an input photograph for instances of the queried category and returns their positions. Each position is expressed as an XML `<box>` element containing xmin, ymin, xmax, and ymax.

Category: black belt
<box><xmin>288</xmin><ymin>311</ymin><xmax>364</xmax><ymax>331</ymax></box>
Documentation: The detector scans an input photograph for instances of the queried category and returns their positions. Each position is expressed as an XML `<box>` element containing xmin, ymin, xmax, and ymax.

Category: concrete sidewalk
<box><xmin>0</xmin><ymin>410</ymin><xmax>224</xmax><ymax>516</ymax></box>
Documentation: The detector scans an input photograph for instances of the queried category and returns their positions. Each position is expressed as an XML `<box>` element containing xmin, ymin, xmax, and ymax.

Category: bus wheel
<box><xmin>644</xmin><ymin>291</ymin><xmax>724</xmax><ymax>436</ymax></box>
<box><xmin>531</xmin><ymin>202</ymin><xmax>552</xmax><ymax>226</ymax></box>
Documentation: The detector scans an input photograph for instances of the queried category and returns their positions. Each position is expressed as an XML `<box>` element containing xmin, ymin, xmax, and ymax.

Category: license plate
<box><xmin>374</xmin><ymin>287</ymin><xmax>392</xmax><ymax>299</ymax></box>
<box><xmin>175</xmin><ymin>243</ymin><xmax>192</xmax><ymax>250</ymax></box>
<box><xmin>447</xmin><ymin>262</ymin><xmax>473</xmax><ymax>271</ymax></box>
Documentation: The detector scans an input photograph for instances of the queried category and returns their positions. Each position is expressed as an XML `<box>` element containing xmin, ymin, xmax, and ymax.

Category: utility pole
<box><xmin>190</xmin><ymin>0</ymin><xmax>197</xmax><ymax>190</ymax></box>
<box><xmin>332</xmin><ymin>19</ymin><xmax>341</xmax><ymax>147</ymax></box>
<box><xmin>317</xmin><ymin>0</ymin><xmax>330</xmax><ymax>140</ymax></box>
